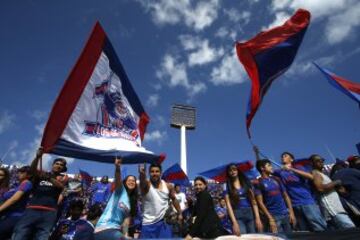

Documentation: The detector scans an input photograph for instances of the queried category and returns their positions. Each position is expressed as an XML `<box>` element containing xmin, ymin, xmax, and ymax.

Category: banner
<box><xmin>41</xmin><ymin>22</ymin><xmax>163</xmax><ymax>164</ymax></box>
<box><xmin>236</xmin><ymin>9</ymin><xmax>311</xmax><ymax>137</ymax></box>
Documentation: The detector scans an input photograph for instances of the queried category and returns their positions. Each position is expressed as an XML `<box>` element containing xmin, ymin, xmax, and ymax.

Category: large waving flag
<box><xmin>162</xmin><ymin>163</ymin><xmax>190</xmax><ymax>186</ymax></box>
<box><xmin>236</xmin><ymin>9</ymin><xmax>311</xmax><ymax>137</ymax></box>
<box><xmin>313</xmin><ymin>63</ymin><xmax>360</xmax><ymax>107</ymax></box>
<box><xmin>198</xmin><ymin>161</ymin><xmax>257</xmax><ymax>183</ymax></box>
<box><xmin>40</xmin><ymin>22</ymin><xmax>163</xmax><ymax>164</ymax></box>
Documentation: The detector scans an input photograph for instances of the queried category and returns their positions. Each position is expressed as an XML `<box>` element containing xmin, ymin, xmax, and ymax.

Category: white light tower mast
<box><xmin>171</xmin><ymin>104</ymin><xmax>196</xmax><ymax>175</ymax></box>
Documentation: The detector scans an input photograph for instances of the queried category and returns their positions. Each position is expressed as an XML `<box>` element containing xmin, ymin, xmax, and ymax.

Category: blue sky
<box><xmin>0</xmin><ymin>0</ymin><xmax>359</xmax><ymax>179</ymax></box>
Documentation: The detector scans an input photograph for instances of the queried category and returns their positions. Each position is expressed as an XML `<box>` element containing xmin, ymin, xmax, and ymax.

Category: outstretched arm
<box><xmin>312</xmin><ymin>170</ymin><xmax>341</xmax><ymax>193</ymax></box>
<box><xmin>114</xmin><ymin>158</ymin><xmax>122</xmax><ymax>191</ymax></box>
<box><xmin>284</xmin><ymin>166</ymin><xmax>314</xmax><ymax>180</ymax></box>
<box><xmin>138</xmin><ymin>164</ymin><xmax>150</xmax><ymax>195</ymax></box>
<box><xmin>30</xmin><ymin>147</ymin><xmax>44</xmax><ymax>176</ymax></box>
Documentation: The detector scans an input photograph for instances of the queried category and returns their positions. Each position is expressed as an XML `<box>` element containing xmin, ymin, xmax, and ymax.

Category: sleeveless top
<box><xmin>142</xmin><ymin>180</ymin><xmax>170</xmax><ymax>225</ymax></box>
<box><xmin>316</xmin><ymin>171</ymin><xmax>346</xmax><ymax>219</ymax></box>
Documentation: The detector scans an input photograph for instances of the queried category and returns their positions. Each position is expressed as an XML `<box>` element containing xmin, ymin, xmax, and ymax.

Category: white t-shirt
<box><xmin>175</xmin><ymin>192</ymin><xmax>187</xmax><ymax>211</ymax></box>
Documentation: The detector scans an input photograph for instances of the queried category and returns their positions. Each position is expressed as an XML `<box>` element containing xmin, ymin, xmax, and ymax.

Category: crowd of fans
<box><xmin>0</xmin><ymin>149</ymin><xmax>359</xmax><ymax>240</ymax></box>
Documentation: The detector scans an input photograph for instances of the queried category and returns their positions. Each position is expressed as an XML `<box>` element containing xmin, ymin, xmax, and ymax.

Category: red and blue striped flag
<box><xmin>236</xmin><ymin>9</ymin><xmax>311</xmax><ymax>137</ymax></box>
<box><xmin>314</xmin><ymin>63</ymin><xmax>360</xmax><ymax>107</ymax></box>
<box><xmin>79</xmin><ymin>169</ymin><xmax>92</xmax><ymax>187</ymax></box>
<box><xmin>198</xmin><ymin>161</ymin><xmax>256</xmax><ymax>183</ymax></box>
<box><xmin>162</xmin><ymin>163</ymin><xmax>190</xmax><ymax>186</ymax></box>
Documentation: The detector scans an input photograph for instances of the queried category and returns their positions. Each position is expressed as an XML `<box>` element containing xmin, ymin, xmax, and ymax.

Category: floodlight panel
<box><xmin>171</xmin><ymin>104</ymin><xmax>196</xmax><ymax>129</ymax></box>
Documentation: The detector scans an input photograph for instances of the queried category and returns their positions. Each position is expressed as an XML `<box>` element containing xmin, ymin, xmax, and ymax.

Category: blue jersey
<box><xmin>215</xmin><ymin>205</ymin><xmax>232</xmax><ymax>233</ymax></box>
<box><xmin>274</xmin><ymin>167</ymin><xmax>315</xmax><ymax>207</ymax></box>
<box><xmin>91</xmin><ymin>182</ymin><xmax>111</xmax><ymax>205</ymax></box>
<box><xmin>1</xmin><ymin>180</ymin><xmax>32</xmax><ymax>216</ymax></box>
<box><xmin>255</xmin><ymin>177</ymin><xmax>288</xmax><ymax>216</ymax></box>
<box><xmin>52</xmin><ymin>218</ymin><xmax>93</xmax><ymax>240</ymax></box>
<box><xmin>225</xmin><ymin>186</ymin><xmax>251</xmax><ymax>209</ymax></box>
<box><xmin>95</xmin><ymin>186</ymin><xmax>130</xmax><ymax>231</ymax></box>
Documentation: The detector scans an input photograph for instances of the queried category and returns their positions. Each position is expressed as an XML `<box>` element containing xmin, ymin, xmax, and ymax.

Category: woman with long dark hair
<box><xmin>225</xmin><ymin>163</ymin><xmax>263</xmax><ymax>235</ymax></box>
<box><xmin>94</xmin><ymin>158</ymin><xmax>138</xmax><ymax>239</ymax></box>
<box><xmin>122</xmin><ymin>174</ymin><xmax>138</xmax><ymax>238</ymax></box>
<box><xmin>185</xmin><ymin>176</ymin><xmax>225</xmax><ymax>240</ymax></box>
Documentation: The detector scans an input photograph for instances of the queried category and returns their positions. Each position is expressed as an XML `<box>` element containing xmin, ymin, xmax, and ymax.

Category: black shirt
<box><xmin>190</xmin><ymin>190</ymin><xmax>224</xmax><ymax>238</ymax></box>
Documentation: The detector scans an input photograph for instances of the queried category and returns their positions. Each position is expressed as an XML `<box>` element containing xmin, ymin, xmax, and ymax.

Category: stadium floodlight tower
<box><xmin>171</xmin><ymin>104</ymin><xmax>196</xmax><ymax>175</ymax></box>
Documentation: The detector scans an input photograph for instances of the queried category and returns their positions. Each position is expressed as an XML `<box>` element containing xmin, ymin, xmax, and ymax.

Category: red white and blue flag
<box><xmin>162</xmin><ymin>163</ymin><xmax>190</xmax><ymax>186</ymax></box>
<box><xmin>236</xmin><ymin>9</ymin><xmax>311</xmax><ymax>137</ymax></box>
<box><xmin>198</xmin><ymin>161</ymin><xmax>257</xmax><ymax>183</ymax></box>
<box><xmin>41</xmin><ymin>22</ymin><xmax>163</xmax><ymax>164</ymax></box>
<box><xmin>292</xmin><ymin>158</ymin><xmax>312</xmax><ymax>172</ymax></box>
<box><xmin>79</xmin><ymin>169</ymin><xmax>92</xmax><ymax>186</ymax></box>
<box><xmin>313</xmin><ymin>63</ymin><xmax>360</xmax><ymax>107</ymax></box>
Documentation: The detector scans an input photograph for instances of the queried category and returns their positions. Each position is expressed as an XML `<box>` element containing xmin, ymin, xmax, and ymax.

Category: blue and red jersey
<box><xmin>225</xmin><ymin>187</ymin><xmax>251</xmax><ymax>209</ymax></box>
<box><xmin>254</xmin><ymin>176</ymin><xmax>288</xmax><ymax>216</ymax></box>
<box><xmin>1</xmin><ymin>180</ymin><xmax>32</xmax><ymax>216</ymax></box>
<box><xmin>273</xmin><ymin>166</ymin><xmax>315</xmax><ymax>207</ymax></box>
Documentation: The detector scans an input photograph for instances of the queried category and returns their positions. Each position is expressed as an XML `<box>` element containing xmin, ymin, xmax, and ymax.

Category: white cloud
<box><xmin>269</xmin><ymin>0</ymin><xmax>360</xmax><ymax>45</ymax></box>
<box><xmin>272</xmin><ymin>0</ymin><xmax>348</xmax><ymax>18</ymax></box>
<box><xmin>179</xmin><ymin>35</ymin><xmax>224</xmax><ymax>67</ymax></box>
<box><xmin>30</xmin><ymin>110</ymin><xmax>48</xmax><ymax>121</ymax></box>
<box><xmin>265</xmin><ymin>11</ymin><xmax>291</xmax><ymax>29</ymax></box>
<box><xmin>18</xmin><ymin>122</ymin><xmax>74</xmax><ymax>170</ymax></box>
<box><xmin>0</xmin><ymin>140</ymin><xmax>18</xmax><ymax>163</ymax></box>
<box><xmin>224</xmin><ymin>9</ymin><xmax>251</xmax><ymax>24</ymax></box>
<box><xmin>154</xmin><ymin>115</ymin><xmax>166</xmax><ymax>126</ymax></box>
<box><xmin>146</xmin><ymin>94</ymin><xmax>160</xmax><ymax>107</ymax></box>
<box><xmin>325</xmin><ymin>3</ymin><xmax>360</xmax><ymax>44</ymax></box>
<box><xmin>188</xmin><ymin>41</ymin><xmax>224</xmax><ymax>67</ymax></box>
<box><xmin>144</xmin><ymin>130</ymin><xmax>167</xmax><ymax>145</ymax></box>
<box><xmin>215</xmin><ymin>27</ymin><xmax>237</xmax><ymax>40</ymax></box>
<box><xmin>0</xmin><ymin>111</ymin><xmax>15</xmax><ymax>134</ymax></box>
<box><xmin>137</xmin><ymin>0</ymin><xmax>220</xmax><ymax>31</ymax></box>
<box><xmin>179</xmin><ymin>35</ymin><xmax>201</xmax><ymax>51</ymax></box>
<box><xmin>210</xmin><ymin>49</ymin><xmax>248</xmax><ymax>86</ymax></box>
<box><xmin>156</xmin><ymin>54</ymin><xmax>206</xmax><ymax>97</ymax></box>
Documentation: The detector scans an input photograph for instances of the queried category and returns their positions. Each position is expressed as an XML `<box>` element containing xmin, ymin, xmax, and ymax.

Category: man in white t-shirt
<box><xmin>174</xmin><ymin>184</ymin><xmax>187</xmax><ymax>212</ymax></box>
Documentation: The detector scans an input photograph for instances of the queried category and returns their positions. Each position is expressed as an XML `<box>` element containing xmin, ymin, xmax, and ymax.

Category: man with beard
<box><xmin>12</xmin><ymin>148</ymin><xmax>68</xmax><ymax>240</ymax></box>
<box><xmin>311</xmin><ymin>154</ymin><xmax>355</xmax><ymax>229</ymax></box>
<box><xmin>138</xmin><ymin>162</ymin><xmax>183</xmax><ymax>238</ymax></box>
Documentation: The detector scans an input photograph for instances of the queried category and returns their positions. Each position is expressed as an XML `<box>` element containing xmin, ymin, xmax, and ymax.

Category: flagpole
<box><xmin>324</xmin><ymin>144</ymin><xmax>336</xmax><ymax>163</ymax></box>
<box><xmin>249</xmin><ymin>140</ymin><xmax>281</xmax><ymax>168</ymax></box>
